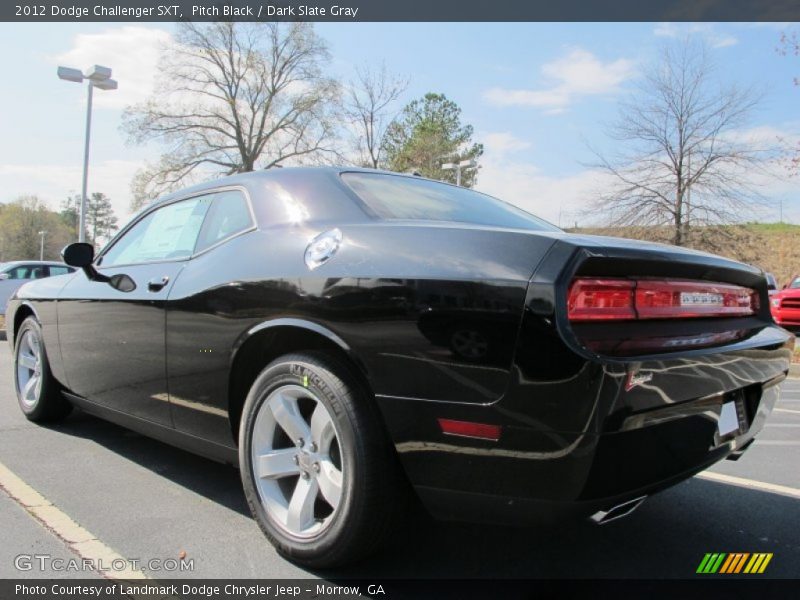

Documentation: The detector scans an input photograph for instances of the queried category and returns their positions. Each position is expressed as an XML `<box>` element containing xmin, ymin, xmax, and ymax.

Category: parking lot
<box><xmin>0</xmin><ymin>337</ymin><xmax>798</xmax><ymax>580</ymax></box>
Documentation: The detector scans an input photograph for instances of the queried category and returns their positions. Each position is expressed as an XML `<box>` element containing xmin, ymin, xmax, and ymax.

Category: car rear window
<box><xmin>341</xmin><ymin>172</ymin><xmax>560</xmax><ymax>232</ymax></box>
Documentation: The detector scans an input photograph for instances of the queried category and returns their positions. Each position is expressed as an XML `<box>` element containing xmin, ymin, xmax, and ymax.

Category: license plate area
<box><xmin>680</xmin><ymin>291</ymin><xmax>724</xmax><ymax>307</ymax></box>
<box><xmin>715</xmin><ymin>390</ymin><xmax>749</xmax><ymax>442</ymax></box>
<box><xmin>718</xmin><ymin>402</ymin><xmax>739</xmax><ymax>435</ymax></box>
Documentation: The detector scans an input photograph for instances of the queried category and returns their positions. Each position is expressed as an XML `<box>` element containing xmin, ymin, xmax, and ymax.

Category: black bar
<box><xmin>2</xmin><ymin>579</ymin><xmax>800</xmax><ymax>600</ymax></box>
<box><xmin>4</xmin><ymin>0</ymin><xmax>800</xmax><ymax>23</ymax></box>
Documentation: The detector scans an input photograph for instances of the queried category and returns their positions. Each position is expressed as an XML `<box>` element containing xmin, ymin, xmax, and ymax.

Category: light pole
<box><xmin>38</xmin><ymin>231</ymin><xmax>47</xmax><ymax>261</ymax></box>
<box><xmin>441</xmin><ymin>159</ymin><xmax>477</xmax><ymax>187</ymax></box>
<box><xmin>57</xmin><ymin>65</ymin><xmax>117</xmax><ymax>244</ymax></box>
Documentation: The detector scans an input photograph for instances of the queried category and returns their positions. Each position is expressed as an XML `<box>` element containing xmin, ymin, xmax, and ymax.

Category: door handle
<box><xmin>147</xmin><ymin>276</ymin><xmax>170</xmax><ymax>292</ymax></box>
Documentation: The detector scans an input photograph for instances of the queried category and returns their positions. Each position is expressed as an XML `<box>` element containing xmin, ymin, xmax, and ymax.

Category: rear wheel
<box><xmin>14</xmin><ymin>316</ymin><xmax>72</xmax><ymax>422</ymax></box>
<box><xmin>239</xmin><ymin>351</ymin><xmax>404</xmax><ymax>567</ymax></box>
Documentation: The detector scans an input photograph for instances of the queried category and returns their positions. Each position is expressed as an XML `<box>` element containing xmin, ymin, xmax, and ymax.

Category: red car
<box><xmin>771</xmin><ymin>274</ymin><xmax>800</xmax><ymax>329</ymax></box>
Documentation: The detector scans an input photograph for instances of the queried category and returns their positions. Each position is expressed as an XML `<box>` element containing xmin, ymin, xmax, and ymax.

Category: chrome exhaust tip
<box><xmin>590</xmin><ymin>496</ymin><xmax>647</xmax><ymax>525</ymax></box>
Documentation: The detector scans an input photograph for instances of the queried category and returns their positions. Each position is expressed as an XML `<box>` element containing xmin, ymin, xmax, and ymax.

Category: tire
<box><xmin>239</xmin><ymin>351</ymin><xmax>405</xmax><ymax>568</ymax></box>
<box><xmin>13</xmin><ymin>316</ymin><xmax>72</xmax><ymax>422</ymax></box>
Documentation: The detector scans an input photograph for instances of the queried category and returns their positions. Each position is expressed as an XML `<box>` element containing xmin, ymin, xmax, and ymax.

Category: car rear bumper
<box><xmin>377</xmin><ymin>328</ymin><xmax>792</xmax><ymax>524</ymax></box>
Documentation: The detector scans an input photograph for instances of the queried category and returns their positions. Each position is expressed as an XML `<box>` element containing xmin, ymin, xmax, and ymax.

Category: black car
<box><xmin>6</xmin><ymin>167</ymin><xmax>794</xmax><ymax>567</ymax></box>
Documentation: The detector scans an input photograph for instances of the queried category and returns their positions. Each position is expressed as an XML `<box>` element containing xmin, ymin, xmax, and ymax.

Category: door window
<box><xmin>194</xmin><ymin>190</ymin><xmax>253</xmax><ymax>253</ymax></box>
<box><xmin>48</xmin><ymin>266</ymin><xmax>73</xmax><ymax>276</ymax></box>
<box><xmin>100</xmin><ymin>196</ymin><xmax>212</xmax><ymax>267</ymax></box>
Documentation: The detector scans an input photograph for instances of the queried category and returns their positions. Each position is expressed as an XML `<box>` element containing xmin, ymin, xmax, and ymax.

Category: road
<box><xmin>0</xmin><ymin>338</ymin><xmax>798</xmax><ymax>580</ymax></box>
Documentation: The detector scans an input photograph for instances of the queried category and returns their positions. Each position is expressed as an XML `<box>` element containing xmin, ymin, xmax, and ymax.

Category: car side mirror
<box><xmin>62</xmin><ymin>242</ymin><xmax>110</xmax><ymax>284</ymax></box>
<box><xmin>62</xmin><ymin>242</ymin><xmax>94</xmax><ymax>268</ymax></box>
<box><xmin>109</xmin><ymin>273</ymin><xmax>136</xmax><ymax>293</ymax></box>
<box><xmin>0</xmin><ymin>273</ymin><xmax>9</xmax><ymax>281</ymax></box>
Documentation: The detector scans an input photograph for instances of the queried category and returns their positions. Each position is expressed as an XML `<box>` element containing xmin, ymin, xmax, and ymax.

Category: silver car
<box><xmin>0</xmin><ymin>261</ymin><xmax>75</xmax><ymax>334</ymax></box>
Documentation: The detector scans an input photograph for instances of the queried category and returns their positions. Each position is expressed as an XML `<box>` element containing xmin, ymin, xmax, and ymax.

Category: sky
<box><xmin>0</xmin><ymin>21</ymin><xmax>797</xmax><ymax>228</ymax></box>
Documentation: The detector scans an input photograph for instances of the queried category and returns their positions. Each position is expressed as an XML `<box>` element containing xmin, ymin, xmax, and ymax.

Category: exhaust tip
<box><xmin>590</xmin><ymin>496</ymin><xmax>647</xmax><ymax>525</ymax></box>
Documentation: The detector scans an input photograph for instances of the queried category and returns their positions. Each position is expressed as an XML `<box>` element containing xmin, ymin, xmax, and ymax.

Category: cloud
<box><xmin>484</xmin><ymin>49</ymin><xmax>636</xmax><ymax>112</ymax></box>
<box><xmin>482</xmin><ymin>132</ymin><xmax>532</xmax><ymax>155</ymax></box>
<box><xmin>52</xmin><ymin>26</ymin><xmax>172</xmax><ymax>109</ymax></box>
<box><xmin>0</xmin><ymin>160</ymin><xmax>142</xmax><ymax>224</ymax></box>
<box><xmin>475</xmin><ymin>156</ymin><xmax>614</xmax><ymax>227</ymax></box>
<box><xmin>653</xmin><ymin>23</ymin><xmax>738</xmax><ymax>49</ymax></box>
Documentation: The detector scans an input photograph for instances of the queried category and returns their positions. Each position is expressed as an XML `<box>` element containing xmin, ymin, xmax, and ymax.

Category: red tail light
<box><xmin>568</xmin><ymin>278</ymin><xmax>757</xmax><ymax>322</ymax></box>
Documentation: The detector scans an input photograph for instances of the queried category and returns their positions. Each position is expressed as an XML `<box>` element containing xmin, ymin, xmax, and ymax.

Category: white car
<box><xmin>0</xmin><ymin>261</ymin><xmax>75</xmax><ymax>334</ymax></box>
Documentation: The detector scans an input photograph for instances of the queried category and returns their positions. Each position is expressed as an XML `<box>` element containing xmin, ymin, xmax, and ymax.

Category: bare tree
<box><xmin>343</xmin><ymin>63</ymin><xmax>407</xmax><ymax>168</ymax></box>
<box><xmin>589</xmin><ymin>38</ymin><xmax>771</xmax><ymax>247</ymax></box>
<box><xmin>123</xmin><ymin>22</ymin><xmax>340</xmax><ymax>210</ymax></box>
<box><xmin>779</xmin><ymin>30</ymin><xmax>799</xmax><ymax>174</ymax></box>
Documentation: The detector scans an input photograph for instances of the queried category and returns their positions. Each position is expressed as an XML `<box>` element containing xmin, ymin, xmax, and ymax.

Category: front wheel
<box><xmin>239</xmin><ymin>352</ymin><xmax>404</xmax><ymax>567</ymax></box>
<box><xmin>14</xmin><ymin>316</ymin><xmax>72</xmax><ymax>422</ymax></box>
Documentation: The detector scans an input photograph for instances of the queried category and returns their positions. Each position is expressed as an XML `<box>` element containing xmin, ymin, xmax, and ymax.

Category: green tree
<box><xmin>62</xmin><ymin>193</ymin><xmax>119</xmax><ymax>247</ymax></box>
<box><xmin>0</xmin><ymin>196</ymin><xmax>74</xmax><ymax>261</ymax></box>
<box><xmin>382</xmin><ymin>93</ymin><xmax>483</xmax><ymax>187</ymax></box>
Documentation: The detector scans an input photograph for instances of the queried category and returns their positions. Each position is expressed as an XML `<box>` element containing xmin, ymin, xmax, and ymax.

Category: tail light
<box><xmin>568</xmin><ymin>278</ymin><xmax>758</xmax><ymax>322</ymax></box>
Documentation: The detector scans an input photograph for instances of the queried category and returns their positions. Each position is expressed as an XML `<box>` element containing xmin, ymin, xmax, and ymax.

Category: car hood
<box><xmin>773</xmin><ymin>288</ymin><xmax>800</xmax><ymax>299</ymax></box>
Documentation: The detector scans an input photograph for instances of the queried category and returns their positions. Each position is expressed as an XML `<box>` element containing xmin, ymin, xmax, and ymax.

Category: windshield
<box><xmin>789</xmin><ymin>277</ymin><xmax>800</xmax><ymax>289</ymax></box>
<box><xmin>342</xmin><ymin>172</ymin><xmax>560</xmax><ymax>232</ymax></box>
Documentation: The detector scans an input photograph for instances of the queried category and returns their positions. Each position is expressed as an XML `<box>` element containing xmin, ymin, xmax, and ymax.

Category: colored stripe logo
<box><xmin>697</xmin><ymin>553</ymin><xmax>773</xmax><ymax>574</ymax></box>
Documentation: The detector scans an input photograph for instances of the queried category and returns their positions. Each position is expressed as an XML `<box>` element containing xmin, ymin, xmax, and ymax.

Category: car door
<box><xmin>58</xmin><ymin>195</ymin><xmax>212</xmax><ymax>424</ymax></box>
<box><xmin>165</xmin><ymin>189</ymin><xmax>257</xmax><ymax>446</ymax></box>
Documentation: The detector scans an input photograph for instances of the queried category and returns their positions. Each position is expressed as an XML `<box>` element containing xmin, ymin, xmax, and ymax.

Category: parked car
<box><xmin>0</xmin><ymin>261</ymin><xmax>74</xmax><ymax>334</ymax></box>
<box><xmin>770</xmin><ymin>274</ymin><xmax>800</xmax><ymax>330</ymax></box>
<box><xmin>5</xmin><ymin>168</ymin><xmax>794</xmax><ymax>567</ymax></box>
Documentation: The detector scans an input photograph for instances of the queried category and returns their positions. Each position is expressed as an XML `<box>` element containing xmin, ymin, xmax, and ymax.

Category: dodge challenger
<box><xmin>5</xmin><ymin>167</ymin><xmax>794</xmax><ymax>567</ymax></box>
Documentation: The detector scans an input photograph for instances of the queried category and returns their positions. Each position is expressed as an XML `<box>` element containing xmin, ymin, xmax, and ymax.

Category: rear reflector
<box><xmin>437</xmin><ymin>418</ymin><xmax>501</xmax><ymax>441</ymax></box>
<box><xmin>568</xmin><ymin>278</ymin><xmax>757</xmax><ymax>322</ymax></box>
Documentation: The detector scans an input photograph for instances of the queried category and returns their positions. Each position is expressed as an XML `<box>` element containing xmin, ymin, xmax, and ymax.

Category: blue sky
<box><xmin>0</xmin><ymin>22</ymin><xmax>797</xmax><ymax>226</ymax></box>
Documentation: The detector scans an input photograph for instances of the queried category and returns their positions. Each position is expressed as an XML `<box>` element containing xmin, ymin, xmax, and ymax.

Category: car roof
<box><xmin>1</xmin><ymin>260</ymin><xmax>70</xmax><ymax>267</ymax></box>
<box><xmin>146</xmin><ymin>166</ymin><xmax>421</xmax><ymax>210</ymax></box>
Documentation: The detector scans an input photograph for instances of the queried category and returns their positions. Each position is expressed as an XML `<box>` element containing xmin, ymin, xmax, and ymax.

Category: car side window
<box><xmin>100</xmin><ymin>196</ymin><xmax>212</xmax><ymax>267</ymax></box>
<box><xmin>6</xmin><ymin>265</ymin><xmax>38</xmax><ymax>279</ymax></box>
<box><xmin>194</xmin><ymin>190</ymin><xmax>253</xmax><ymax>253</ymax></box>
<box><xmin>48</xmin><ymin>266</ymin><xmax>73</xmax><ymax>276</ymax></box>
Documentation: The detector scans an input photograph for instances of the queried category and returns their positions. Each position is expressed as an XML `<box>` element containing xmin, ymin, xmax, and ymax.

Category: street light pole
<box><xmin>57</xmin><ymin>64</ymin><xmax>117</xmax><ymax>244</ymax></box>
<box><xmin>441</xmin><ymin>159</ymin><xmax>477</xmax><ymax>187</ymax></box>
<box><xmin>38</xmin><ymin>231</ymin><xmax>47</xmax><ymax>261</ymax></box>
<box><xmin>80</xmin><ymin>83</ymin><xmax>94</xmax><ymax>244</ymax></box>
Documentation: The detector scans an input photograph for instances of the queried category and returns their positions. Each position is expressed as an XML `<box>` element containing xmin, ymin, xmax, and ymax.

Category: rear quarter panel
<box><xmin>164</xmin><ymin>223</ymin><xmax>557</xmax><ymax>447</ymax></box>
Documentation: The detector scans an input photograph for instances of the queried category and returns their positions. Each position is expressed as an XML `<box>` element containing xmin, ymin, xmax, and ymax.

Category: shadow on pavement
<box><xmin>43</xmin><ymin>409</ymin><xmax>800</xmax><ymax>579</ymax></box>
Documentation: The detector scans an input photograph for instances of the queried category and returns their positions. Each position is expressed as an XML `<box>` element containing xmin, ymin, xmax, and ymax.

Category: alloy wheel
<box><xmin>16</xmin><ymin>329</ymin><xmax>43</xmax><ymax>408</ymax></box>
<box><xmin>250</xmin><ymin>384</ymin><xmax>344</xmax><ymax>538</ymax></box>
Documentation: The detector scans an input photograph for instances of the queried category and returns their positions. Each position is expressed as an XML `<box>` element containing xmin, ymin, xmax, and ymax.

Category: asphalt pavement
<box><xmin>0</xmin><ymin>339</ymin><xmax>798</xmax><ymax>580</ymax></box>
